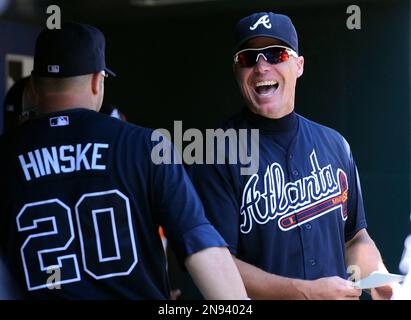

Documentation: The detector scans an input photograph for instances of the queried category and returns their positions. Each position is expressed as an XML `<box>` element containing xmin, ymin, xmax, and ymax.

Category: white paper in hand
<box><xmin>354</xmin><ymin>271</ymin><xmax>405</xmax><ymax>289</ymax></box>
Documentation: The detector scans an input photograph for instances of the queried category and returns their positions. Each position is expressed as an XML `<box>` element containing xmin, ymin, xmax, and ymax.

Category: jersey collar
<box><xmin>243</xmin><ymin>107</ymin><xmax>298</xmax><ymax>132</ymax></box>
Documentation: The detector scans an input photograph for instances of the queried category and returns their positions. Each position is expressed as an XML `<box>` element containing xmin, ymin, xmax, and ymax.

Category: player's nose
<box><xmin>254</xmin><ymin>54</ymin><xmax>272</xmax><ymax>73</ymax></box>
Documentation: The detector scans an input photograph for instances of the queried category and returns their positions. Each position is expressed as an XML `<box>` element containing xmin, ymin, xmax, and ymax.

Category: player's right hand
<box><xmin>303</xmin><ymin>276</ymin><xmax>362</xmax><ymax>300</ymax></box>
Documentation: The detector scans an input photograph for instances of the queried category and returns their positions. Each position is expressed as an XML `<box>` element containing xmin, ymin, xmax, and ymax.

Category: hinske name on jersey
<box><xmin>19</xmin><ymin>143</ymin><xmax>109</xmax><ymax>181</ymax></box>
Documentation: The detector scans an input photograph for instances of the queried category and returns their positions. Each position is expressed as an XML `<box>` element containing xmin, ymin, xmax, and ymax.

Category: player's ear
<box><xmin>91</xmin><ymin>72</ymin><xmax>103</xmax><ymax>95</ymax></box>
<box><xmin>296</xmin><ymin>56</ymin><xmax>304</xmax><ymax>78</ymax></box>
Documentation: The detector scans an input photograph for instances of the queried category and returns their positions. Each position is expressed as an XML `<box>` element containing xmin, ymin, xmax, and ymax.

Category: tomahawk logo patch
<box><xmin>240</xmin><ymin>150</ymin><xmax>348</xmax><ymax>233</ymax></box>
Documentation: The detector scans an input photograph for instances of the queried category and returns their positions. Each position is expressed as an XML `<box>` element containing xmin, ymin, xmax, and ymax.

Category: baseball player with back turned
<box><xmin>0</xmin><ymin>22</ymin><xmax>247</xmax><ymax>299</ymax></box>
<box><xmin>188</xmin><ymin>12</ymin><xmax>392</xmax><ymax>300</ymax></box>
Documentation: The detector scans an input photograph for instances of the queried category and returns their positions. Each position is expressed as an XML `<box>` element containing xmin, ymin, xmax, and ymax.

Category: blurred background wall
<box><xmin>0</xmin><ymin>0</ymin><xmax>409</xmax><ymax>299</ymax></box>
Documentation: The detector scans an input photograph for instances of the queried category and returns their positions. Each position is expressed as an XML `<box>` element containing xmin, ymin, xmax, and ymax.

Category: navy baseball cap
<box><xmin>32</xmin><ymin>22</ymin><xmax>115</xmax><ymax>78</ymax></box>
<box><xmin>234</xmin><ymin>12</ymin><xmax>299</xmax><ymax>54</ymax></box>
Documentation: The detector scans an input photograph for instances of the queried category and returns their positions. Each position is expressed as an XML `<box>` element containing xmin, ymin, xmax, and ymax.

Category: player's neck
<box><xmin>37</xmin><ymin>94</ymin><xmax>98</xmax><ymax>114</ymax></box>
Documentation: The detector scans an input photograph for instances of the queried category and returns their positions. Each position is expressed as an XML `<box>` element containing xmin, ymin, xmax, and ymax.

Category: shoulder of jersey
<box><xmin>298</xmin><ymin>114</ymin><xmax>345</xmax><ymax>139</ymax></box>
<box><xmin>297</xmin><ymin>114</ymin><xmax>351</xmax><ymax>153</ymax></box>
<box><xmin>95</xmin><ymin>112</ymin><xmax>152</xmax><ymax>136</ymax></box>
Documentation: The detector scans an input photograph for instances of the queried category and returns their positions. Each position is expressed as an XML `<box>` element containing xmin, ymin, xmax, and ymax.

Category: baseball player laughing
<box><xmin>188</xmin><ymin>12</ymin><xmax>392</xmax><ymax>300</ymax></box>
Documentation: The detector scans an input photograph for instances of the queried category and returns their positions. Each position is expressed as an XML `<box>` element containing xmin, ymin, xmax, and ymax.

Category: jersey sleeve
<box><xmin>187</xmin><ymin>162</ymin><xmax>241</xmax><ymax>255</ymax></box>
<box><xmin>342</xmin><ymin>138</ymin><xmax>368</xmax><ymax>242</ymax></box>
<box><xmin>147</xmin><ymin>130</ymin><xmax>227</xmax><ymax>262</ymax></box>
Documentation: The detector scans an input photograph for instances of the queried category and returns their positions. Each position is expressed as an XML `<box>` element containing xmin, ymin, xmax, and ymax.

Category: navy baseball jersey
<box><xmin>0</xmin><ymin>108</ymin><xmax>226</xmax><ymax>299</ymax></box>
<box><xmin>188</xmin><ymin>108</ymin><xmax>367</xmax><ymax>280</ymax></box>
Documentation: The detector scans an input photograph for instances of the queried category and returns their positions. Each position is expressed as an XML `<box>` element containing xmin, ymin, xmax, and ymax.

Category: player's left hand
<box><xmin>370</xmin><ymin>285</ymin><xmax>393</xmax><ymax>300</ymax></box>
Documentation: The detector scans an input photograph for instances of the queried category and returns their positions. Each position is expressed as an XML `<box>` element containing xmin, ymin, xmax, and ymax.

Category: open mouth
<box><xmin>254</xmin><ymin>80</ymin><xmax>279</xmax><ymax>96</ymax></box>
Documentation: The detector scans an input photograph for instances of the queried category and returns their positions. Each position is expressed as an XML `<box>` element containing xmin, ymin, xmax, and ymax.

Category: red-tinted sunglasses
<box><xmin>234</xmin><ymin>45</ymin><xmax>298</xmax><ymax>68</ymax></box>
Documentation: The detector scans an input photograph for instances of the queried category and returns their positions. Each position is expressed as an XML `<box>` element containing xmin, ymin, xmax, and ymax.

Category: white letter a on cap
<box><xmin>250</xmin><ymin>15</ymin><xmax>272</xmax><ymax>30</ymax></box>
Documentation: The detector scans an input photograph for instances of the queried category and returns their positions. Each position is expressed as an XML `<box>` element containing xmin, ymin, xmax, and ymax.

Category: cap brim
<box><xmin>105</xmin><ymin>67</ymin><xmax>116</xmax><ymax>77</ymax></box>
<box><xmin>234</xmin><ymin>34</ymin><xmax>298</xmax><ymax>55</ymax></box>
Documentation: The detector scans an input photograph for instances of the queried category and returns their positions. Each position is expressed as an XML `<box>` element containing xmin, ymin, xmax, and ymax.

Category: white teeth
<box><xmin>255</xmin><ymin>80</ymin><xmax>278</xmax><ymax>87</ymax></box>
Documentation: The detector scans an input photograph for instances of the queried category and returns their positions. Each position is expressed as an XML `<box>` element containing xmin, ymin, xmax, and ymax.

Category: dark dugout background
<box><xmin>0</xmin><ymin>0</ymin><xmax>409</xmax><ymax>299</ymax></box>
